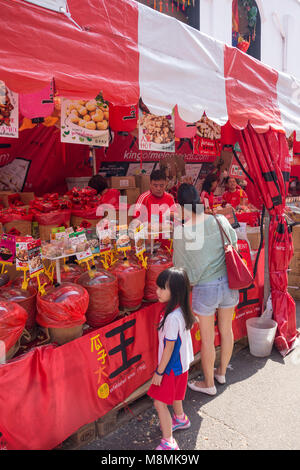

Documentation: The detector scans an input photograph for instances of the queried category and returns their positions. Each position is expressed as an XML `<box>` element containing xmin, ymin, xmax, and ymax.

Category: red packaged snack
<box><xmin>76</xmin><ymin>269</ymin><xmax>119</xmax><ymax>327</ymax></box>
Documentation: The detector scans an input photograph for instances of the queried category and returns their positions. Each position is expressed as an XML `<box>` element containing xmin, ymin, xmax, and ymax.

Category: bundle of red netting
<box><xmin>110</xmin><ymin>258</ymin><xmax>146</xmax><ymax>310</ymax></box>
<box><xmin>36</xmin><ymin>283</ymin><xmax>89</xmax><ymax>328</ymax></box>
<box><xmin>76</xmin><ymin>269</ymin><xmax>119</xmax><ymax>327</ymax></box>
<box><xmin>0</xmin><ymin>301</ymin><xmax>28</xmax><ymax>352</ymax></box>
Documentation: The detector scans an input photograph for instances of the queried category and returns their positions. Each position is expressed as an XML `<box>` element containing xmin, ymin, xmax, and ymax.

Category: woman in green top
<box><xmin>173</xmin><ymin>183</ymin><xmax>239</xmax><ymax>395</ymax></box>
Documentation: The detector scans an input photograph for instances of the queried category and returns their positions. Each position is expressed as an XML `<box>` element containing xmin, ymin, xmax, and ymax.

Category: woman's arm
<box><xmin>151</xmin><ymin>340</ymin><xmax>175</xmax><ymax>386</ymax></box>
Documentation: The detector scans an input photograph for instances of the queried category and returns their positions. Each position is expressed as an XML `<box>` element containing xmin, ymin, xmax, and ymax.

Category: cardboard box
<box><xmin>291</xmin><ymin>225</ymin><xmax>300</xmax><ymax>250</ymax></box>
<box><xmin>122</xmin><ymin>188</ymin><xmax>140</xmax><ymax>206</ymax></box>
<box><xmin>246</xmin><ymin>228</ymin><xmax>262</xmax><ymax>250</ymax></box>
<box><xmin>288</xmin><ymin>271</ymin><xmax>300</xmax><ymax>300</ymax></box>
<box><xmin>19</xmin><ymin>192</ymin><xmax>35</xmax><ymax>205</ymax></box>
<box><xmin>134</xmin><ymin>175</ymin><xmax>150</xmax><ymax>193</ymax></box>
<box><xmin>109</xmin><ymin>176</ymin><xmax>136</xmax><ymax>189</ymax></box>
<box><xmin>0</xmin><ymin>191</ymin><xmax>13</xmax><ymax>208</ymax></box>
<box><xmin>289</xmin><ymin>250</ymin><xmax>300</xmax><ymax>274</ymax></box>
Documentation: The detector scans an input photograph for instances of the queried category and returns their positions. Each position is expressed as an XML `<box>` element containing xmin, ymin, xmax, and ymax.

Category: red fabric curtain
<box><xmin>237</xmin><ymin>125</ymin><xmax>299</xmax><ymax>356</ymax></box>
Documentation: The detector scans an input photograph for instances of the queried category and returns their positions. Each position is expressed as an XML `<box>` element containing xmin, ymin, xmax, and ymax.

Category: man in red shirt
<box><xmin>222</xmin><ymin>177</ymin><xmax>247</xmax><ymax>209</ymax></box>
<box><xmin>133</xmin><ymin>169</ymin><xmax>176</xmax><ymax>247</ymax></box>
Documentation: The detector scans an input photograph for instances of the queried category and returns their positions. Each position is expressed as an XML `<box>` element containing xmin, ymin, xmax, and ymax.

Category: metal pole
<box><xmin>263</xmin><ymin>211</ymin><xmax>270</xmax><ymax>309</ymax></box>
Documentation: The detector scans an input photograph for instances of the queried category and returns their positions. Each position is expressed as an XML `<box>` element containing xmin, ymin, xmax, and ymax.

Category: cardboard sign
<box><xmin>0</xmin><ymin>81</ymin><xmax>19</xmax><ymax>138</ymax></box>
<box><xmin>27</xmin><ymin>239</ymin><xmax>43</xmax><ymax>275</ymax></box>
<box><xmin>61</xmin><ymin>98</ymin><xmax>109</xmax><ymax>147</ymax></box>
<box><xmin>139</xmin><ymin>111</ymin><xmax>175</xmax><ymax>153</ymax></box>
<box><xmin>0</xmin><ymin>234</ymin><xmax>16</xmax><ymax>264</ymax></box>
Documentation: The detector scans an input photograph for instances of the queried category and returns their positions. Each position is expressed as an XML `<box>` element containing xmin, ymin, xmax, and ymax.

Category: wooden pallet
<box><xmin>58</xmin><ymin>336</ymin><xmax>249</xmax><ymax>450</ymax></box>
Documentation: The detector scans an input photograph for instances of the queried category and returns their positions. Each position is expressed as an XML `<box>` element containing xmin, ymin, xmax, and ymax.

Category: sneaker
<box><xmin>172</xmin><ymin>413</ymin><xmax>191</xmax><ymax>431</ymax></box>
<box><xmin>155</xmin><ymin>438</ymin><xmax>179</xmax><ymax>450</ymax></box>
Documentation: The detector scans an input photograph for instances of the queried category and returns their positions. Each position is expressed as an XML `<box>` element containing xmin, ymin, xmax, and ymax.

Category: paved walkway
<box><xmin>81</xmin><ymin>303</ymin><xmax>300</xmax><ymax>451</ymax></box>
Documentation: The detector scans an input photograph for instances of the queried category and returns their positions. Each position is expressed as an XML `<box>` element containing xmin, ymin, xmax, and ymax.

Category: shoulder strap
<box><xmin>213</xmin><ymin>215</ymin><xmax>232</xmax><ymax>246</ymax></box>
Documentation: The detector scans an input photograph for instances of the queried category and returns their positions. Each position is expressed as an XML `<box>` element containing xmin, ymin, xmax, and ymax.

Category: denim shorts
<box><xmin>192</xmin><ymin>275</ymin><xmax>239</xmax><ymax>316</ymax></box>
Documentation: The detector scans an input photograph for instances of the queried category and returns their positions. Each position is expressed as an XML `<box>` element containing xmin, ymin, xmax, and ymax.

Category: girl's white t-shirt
<box><xmin>158</xmin><ymin>307</ymin><xmax>194</xmax><ymax>376</ymax></box>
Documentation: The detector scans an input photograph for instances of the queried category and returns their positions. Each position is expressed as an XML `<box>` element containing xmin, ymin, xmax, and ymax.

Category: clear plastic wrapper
<box><xmin>58</xmin><ymin>264</ymin><xmax>84</xmax><ymax>284</ymax></box>
<box><xmin>111</xmin><ymin>259</ymin><xmax>146</xmax><ymax>310</ymax></box>
<box><xmin>144</xmin><ymin>253</ymin><xmax>173</xmax><ymax>301</ymax></box>
<box><xmin>0</xmin><ymin>301</ymin><xmax>28</xmax><ymax>352</ymax></box>
<box><xmin>36</xmin><ymin>282</ymin><xmax>89</xmax><ymax>328</ymax></box>
<box><xmin>76</xmin><ymin>269</ymin><xmax>119</xmax><ymax>327</ymax></box>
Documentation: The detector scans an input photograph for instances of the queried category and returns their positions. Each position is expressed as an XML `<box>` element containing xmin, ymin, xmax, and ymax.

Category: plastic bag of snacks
<box><xmin>76</xmin><ymin>269</ymin><xmax>119</xmax><ymax>327</ymax></box>
<box><xmin>0</xmin><ymin>301</ymin><xmax>28</xmax><ymax>354</ymax></box>
<box><xmin>36</xmin><ymin>282</ymin><xmax>89</xmax><ymax>328</ymax></box>
<box><xmin>57</xmin><ymin>264</ymin><xmax>84</xmax><ymax>284</ymax></box>
<box><xmin>144</xmin><ymin>253</ymin><xmax>173</xmax><ymax>302</ymax></box>
<box><xmin>111</xmin><ymin>259</ymin><xmax>146</xmax><ymax>311</ymax></box>
<box><xmin>0</xmin><ymin>286</ymin><xmax>37</xmax><ymax>331</ymax></box>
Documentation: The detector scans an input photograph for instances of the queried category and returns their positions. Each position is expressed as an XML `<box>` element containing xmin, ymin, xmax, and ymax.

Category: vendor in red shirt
<box><xmin>222</xmin><ymin>177</ymin><xmax>247</xmax><ymax>209</ymax></box>
<box><xmin>88</xmin><ymin>174</ymin><xmax>120</xmax><ymax>209</ymax></box>
<box><xmin>134</xmin><ymin>169</ymin><xmax>176</xmax><ymax>248</ymax></box>
<box><xmin>200</xmin><ymin>173</ymin><xmax>218</xmax><ymax>213</ymax></box>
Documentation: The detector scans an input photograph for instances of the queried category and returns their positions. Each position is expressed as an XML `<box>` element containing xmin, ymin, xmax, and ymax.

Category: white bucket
<box><xmin>246</xmin><ymin>317</ymin><xmax>278</xmax><ymax>357</ymax></box>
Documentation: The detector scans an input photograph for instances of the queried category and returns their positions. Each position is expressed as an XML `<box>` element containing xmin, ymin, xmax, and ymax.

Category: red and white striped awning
<box><xmin>1</xmin><ymin>0</ymin><xmax>300</xmax><ymax>135</ymax></box>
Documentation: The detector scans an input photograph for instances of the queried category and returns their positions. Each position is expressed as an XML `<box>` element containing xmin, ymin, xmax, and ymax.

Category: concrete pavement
<box><xmin>81</xmin><ymin>303</ymin><xmax>300</xmax><ymax>451</ymax></box>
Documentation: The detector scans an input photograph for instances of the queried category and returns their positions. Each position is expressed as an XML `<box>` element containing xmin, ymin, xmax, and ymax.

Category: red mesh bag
<box><xmin>144</xmin><ymin>253</ymin><xmax>173</xmax><ymax>302</ymax></box>
<box><xmin>110</xmin><ymin>259</ymin><xmax>146</xmax><ymax>310</ymax></box>
<box><xmin>0</xmin><ymin>286</ymin><xmax>37</xmax><ymax>330</ymax></box>
<box><xmin>36</xmin><ymin>283</ymin><xmax>89</xmax><ymax>328</ymax></box>
<box><xmin>76</xmin><ymin>269</ymin><xmax>119</xmax><ymax>327</ymax></box>
<box><xmin>0</xmin><ymin>301</ymin><xmax>28</xmax><ymax>351</ymax></box>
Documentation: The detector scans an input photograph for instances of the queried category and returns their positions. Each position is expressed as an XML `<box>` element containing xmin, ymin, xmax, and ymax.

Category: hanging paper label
<box><xmin>61</xmin><ymin>98</ymin><xmax>109</xmax><ymax>146</ymax></box>
<box><xmin>0</xmin><ymin>82</ymin><xmax>19</xmax><ymax>138</ymax></box>
<box><xmin>27</xmin><ymin>240</ymin><xmax>44</xmax><ymax>275</ymax></box>
<box><xmin>139</xmin><ymin>110</ymin><xmax>175</xmax><ymax>153</ymax></box>
<box><xmin>193</xmin><ymin>116</ymin><xmax>221</xmax><ymax>159</ymax></box>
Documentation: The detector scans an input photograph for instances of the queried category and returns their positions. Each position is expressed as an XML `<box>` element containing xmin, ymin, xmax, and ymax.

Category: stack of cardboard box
<box><xmin>288</xmin><ymin>225</ymin><xmax>300</xmax><ymax>300</ymax></box>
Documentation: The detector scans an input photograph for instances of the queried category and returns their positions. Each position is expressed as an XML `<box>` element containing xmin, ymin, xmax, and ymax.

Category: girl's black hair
<box><xmin>202</xmin><ymin>173</ymin><xmax>219</xmax><ymax>194</ymax></box>
<box><xmin>156</xmin><ymin>267</ymin><xmax>196</xmax><ymax>331</ymax></box>
<box><xmin>177</xmin><ymin>183</ymin><xmax>200</xmax><ymax>214</ymax></box>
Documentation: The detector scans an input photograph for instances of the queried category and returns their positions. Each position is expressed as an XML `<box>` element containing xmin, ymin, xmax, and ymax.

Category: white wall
<box><xmin>200</xmin><ymin>0</ymin><xmax>300</xmax><ymax>79</ymax></box>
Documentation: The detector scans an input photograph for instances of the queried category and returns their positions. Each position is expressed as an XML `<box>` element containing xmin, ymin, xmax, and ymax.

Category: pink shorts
<box><xmin>147</xmin><ymin>370</ymin><xmax>188</xmax><ymax>405</ymax></box>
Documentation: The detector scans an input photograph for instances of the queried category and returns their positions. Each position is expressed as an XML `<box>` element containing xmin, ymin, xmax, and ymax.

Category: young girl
<box><xmin>147</xmin><ymin>267</ymin><xmax>196</xmax><ymax>451</ymax></box>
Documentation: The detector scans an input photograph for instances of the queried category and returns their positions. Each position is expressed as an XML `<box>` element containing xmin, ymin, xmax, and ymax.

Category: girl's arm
<box><xmin>151</xmin><ymin>340</ymin><xmax>175</xmax><ymax>386</ymax></box>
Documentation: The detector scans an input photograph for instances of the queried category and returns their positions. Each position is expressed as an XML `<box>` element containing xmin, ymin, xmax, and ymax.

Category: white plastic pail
<box><xmin>246</xmin><ymin>317</ymin><xmax>278</xmax><ymax>357</ymax></box>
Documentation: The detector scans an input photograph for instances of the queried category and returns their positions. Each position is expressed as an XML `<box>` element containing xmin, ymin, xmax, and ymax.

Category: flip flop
<box><xmin>188</xmin><ymin>381</ymin><xmax>217</xmax><ymax>395</ymax></box>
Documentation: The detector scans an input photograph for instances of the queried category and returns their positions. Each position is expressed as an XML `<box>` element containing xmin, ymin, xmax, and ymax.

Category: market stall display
<box><xmin>0</xmin><ymin>300</ymin><xmax>28</xmax><ymax>360</ymax></box>
<box><xmin>0</xmin><ymin>285</ymin><xmax>37</xmax><ymax>331</ymax></box>
<box><xmin>36</xmin><ymin>282</ymin><xmax>89</xmax><ymax>345</ymax></box>
<box><xmin>76</xmin><ymin>269</ymin><xmax>119</xmax><ymax>327</ymax></box>
<box><xmin>110</xmin><ymin>258</ymin><xmax>146</xmax><ymax>311</ymax></box>
<box><xmin>144</xmin><ymin>252</ymin><xmax>173</xmax><ymax>302</ymax></box>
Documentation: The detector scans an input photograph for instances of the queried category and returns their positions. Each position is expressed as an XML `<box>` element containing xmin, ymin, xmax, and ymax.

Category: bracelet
<box><xmin>155</xmin><ymin>367</ymin><xmax>164</xmax><ymax>376</ymax></box>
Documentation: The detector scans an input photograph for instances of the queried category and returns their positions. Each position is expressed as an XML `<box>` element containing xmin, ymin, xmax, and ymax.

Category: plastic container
<box><xmin>66</xmin><ymin>177</ymin><xmax>91</xmax><ymax>191</ymax></box>
<box><xmin>111</xmin><ymin>259</ymin><xmax>146</xmax><ymax>311</ymax></box>
<box><xmin>76</xmin><ymin>269</ymin><xmax>119</xmax><ymax>327</ymax></box>
<box><xmin>246</xmin><ymin>317</ymin><xmax>278</xmax><ymax>357</ymax></box>
<box><xmin>0</xmin><ymin>301</ymin><xmax>28</xmax><ymax>354</ymax></box>
<box><xmin>0</xmin><ymin>286</ymin><xmax>37</xmax><ymax>330</ymax></box>
<box><xmin>144</xmin><ymin>253</ymin><xmax>173</xmax><ymax>302</ymax></box>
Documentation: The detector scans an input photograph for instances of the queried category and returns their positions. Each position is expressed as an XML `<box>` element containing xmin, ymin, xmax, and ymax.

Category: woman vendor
<box><xmin>88</xmin><ymin>174</ymin><xmax>120</xmax><ymax>209</ymax></box>
<box><xmin>200</xmin><ymin>174</ymin><xmax>219</xmax><ymax>213</ymax></box>
<box><xmin>222</xmin><ymin>177</ymin><xmax>247</xmax><ymax>209</ymax></box>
